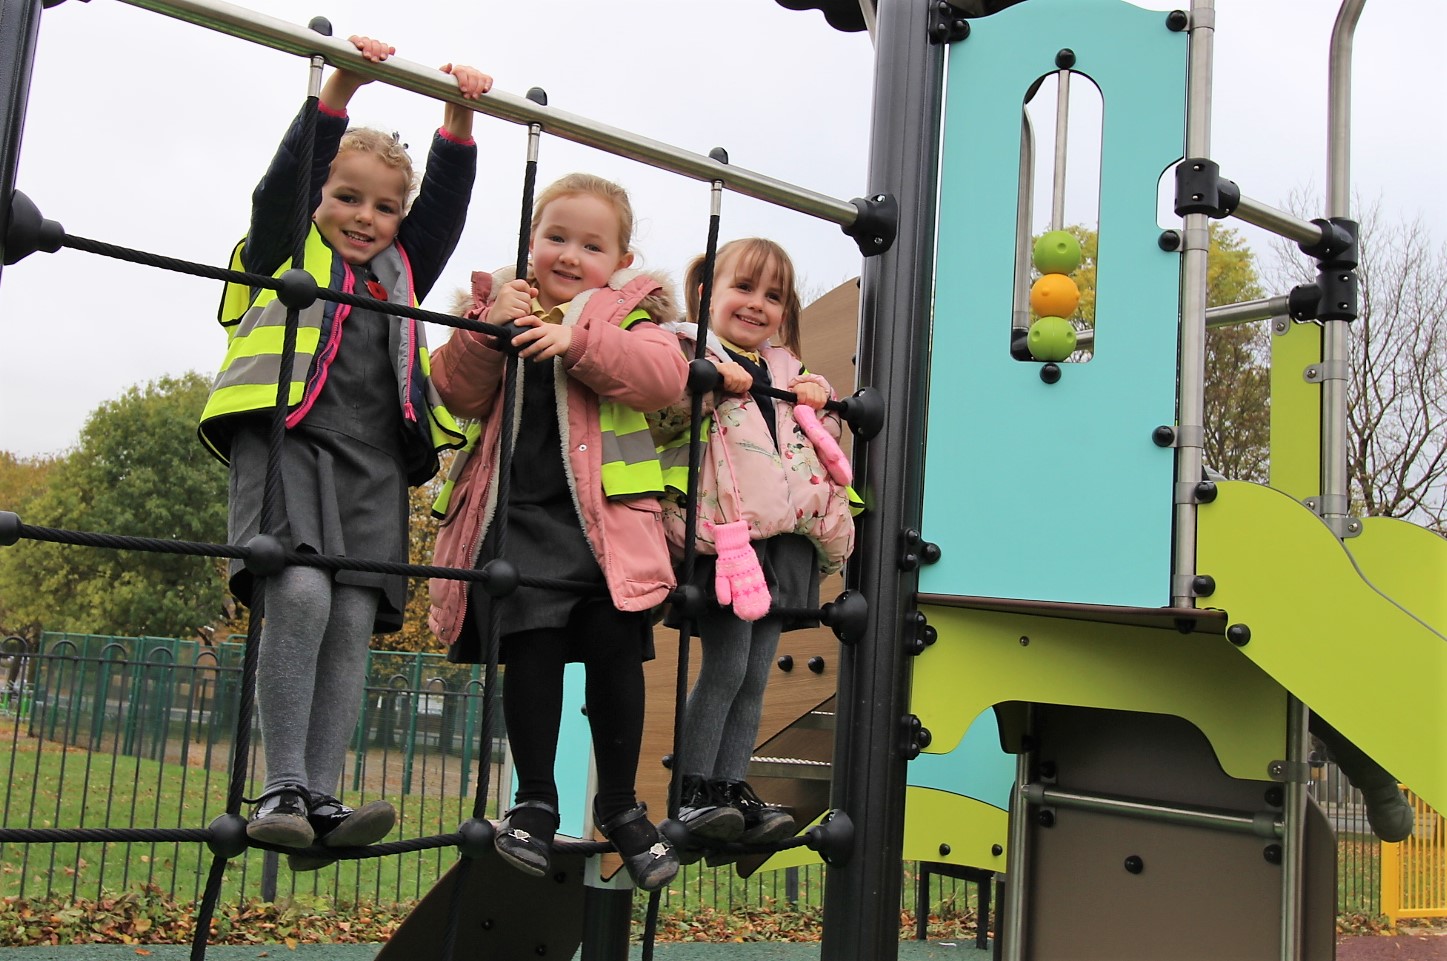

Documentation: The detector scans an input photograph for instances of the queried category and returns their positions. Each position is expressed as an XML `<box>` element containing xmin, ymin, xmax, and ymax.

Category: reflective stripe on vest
<box><xmin>597</xmin><ymin>308</ymin><xmax>666</xmax><ymax>499</ymax></box>
<box><xmin>198</xmin><ymin>228</ymin><xmax>335</xmax><ymax>461</ymax></box>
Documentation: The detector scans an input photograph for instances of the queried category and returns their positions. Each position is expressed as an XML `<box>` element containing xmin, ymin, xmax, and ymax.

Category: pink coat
<box><xmin>650</xmin><ymin>326</ymin><xmax>855</xmax><ymax>574</ymax></box>
<box><xmin>427</xmin><ymin>268</ymin><xmax>688</xmax><ymax>647</ymax></box>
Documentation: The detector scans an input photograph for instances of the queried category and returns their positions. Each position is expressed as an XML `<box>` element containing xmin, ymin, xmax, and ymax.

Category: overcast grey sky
<box><xmin>1</xmin><ymin>0</ymin><xmax>1442</xmax><ymax>459</ymax></box>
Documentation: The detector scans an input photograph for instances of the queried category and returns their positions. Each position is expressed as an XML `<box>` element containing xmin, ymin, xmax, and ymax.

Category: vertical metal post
<box><xmin>1320</xmin><ymin>0</ymin><xmax>1364</xmax><ymax>537</ymax></box>
<box><xmin>1050</xmin><ymin>69</ymin><xmax>1070</xmax><ymax>231</ymax></box>
<box><xmin>1013</xmin><ymin>114</ymin><xmax>1036</xmax><ymax>335</ymax></box>
<box><xmin>1280</xmin><ymin>696</ymin><xmax>1310</xmax><ymax>961</ymax></box>
<box><xmin>1171</xmin><ymin>0</ymin><xmax>1214</xmax><ymax>608</ymax></box>
<box><xmin>0</xmin><ymin>0</ymin><xmax>44</xmax><ymax>283</ymax></box>
<box><xmin>819</xmin><ymin>0</ymin><xmax>944</xmax><ymax>957</ymax></box>
<box><xmin>1001</xmin><ymin>708</ymin><xmax>1034</xmax><ymax>961</ymax></box>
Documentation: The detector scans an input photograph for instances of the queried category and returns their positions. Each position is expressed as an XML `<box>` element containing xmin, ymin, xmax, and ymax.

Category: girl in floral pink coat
<box><xmin>648</xmin><ymin>238</ymin><xmax>855</xmax><ymax>862</ymax></box>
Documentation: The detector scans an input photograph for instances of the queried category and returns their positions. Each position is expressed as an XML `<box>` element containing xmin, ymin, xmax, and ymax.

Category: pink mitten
<box><xmin>709</xmin><ymin>520</ymin><xmax>771</xmax><ymax>621</ymax></box>
<box><xmin>794</xmin><ymin>404</ymin><xmax>852</xmax><ymax>486</ymax></box>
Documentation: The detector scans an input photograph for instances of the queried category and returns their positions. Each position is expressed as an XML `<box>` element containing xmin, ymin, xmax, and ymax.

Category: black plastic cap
<box><xmin>308</xmin><ymin>16</ymin><xmax>332</xmax><ymax>35</ymax></box>
<box><xmin>844</xmin><ymin>194</ymin><xmax>898</xmax><ymax>257</ymax></box>
<box><xmin>1227</xmin><ymin>623</ymin><xmax>1252</xmax><ymax>647</ymax></box>
<box><xmin>1124</xmin><ymin>855</ymin><xmax>1144</xmax><ymax>874</ymax></box>
<box><xmin>808</xmin><ymin>655</ymin><xmax>826</xmax><ymax>674</ymax></box>
<box><xmin>687</xmin><ymin>358</ymin><xmax>723</xmax><ymax>394</ymax></box>
<box><xmin>206</xmin><ymin>813</ymin><xmax>250</xmax><ymax>859</ymax></box>
<box><xmin>776</xmin><ymin>654</ymin><xmax>794</xmax><ymax>672</ymax></box>
<box><xmin>1166</xmin><ymin>9</ymin><xmax>1188</xmax><ymax>30</ymax></box>
<box><xmin>807</xmin><ymin>810</ymin><xmax>855</xmax><ymax>867</ymax></box>
<box><xmin>276</xmin><ymin>268</ymin><xmax>320</xmax><ymax>310</ymax></box>
<box><xmin>243</xmin><ymin>534</ymin><xmax>287</xmax><ymax>578</ymax></box>
<box><xmin>1055</xmin><ymin>48</ymin><xmax>1076</xmax><ymax>69</ymax></box>
<box><xmin>1158</xmin><ymin>229</ymin><xmax>1182</xmax><ymax>251</ymax></box>
<box><xmin>481</xmin><ymin>558</ymin><xmax>519</xmax><ymax>598</ymax></box>
<box><xmin>1152</xmin><ymin>425</ymin><xmax>1176</xmax><ymax>447</ymax></box>
<box><xmin>709</xmin><ymin>147</ymin><xmax>729</xmax><ymax>165</ymax></box>
<box><xmin>821</xmin><ymin>590</ymin><xmax>868</xmax><ymax>645</ymax></box>
<box><xmin>1039</xmin><ymin>362</ymin><xmax>1062</xmax><ymax>384</ymax></box>
<box><xmin>838</xmin><ymin>386</ymin><xmax>885</xmax><ymax>440</ymax></box>
<box><xmin>4</xmin><ymin>190</ymin><xmax>64</xmax><ymax>266</ymax></box>
<box><xmin>0</xmin><ymin>511</ymin><xmax>19</xmax><ymax>547</ymax></box>
<box><xmin>1194</xmin><ymin>480</ymin><xmax>1218</xmax><ymax>503</ymax></box>
<box><xmin>526</xmin><ymin>87</ymin><xmax>548</xmax><ymax>106</ymax></box>
<box><xmin>1191</xmin><ymin>574</ymin><xmax>1216</xmax><ymax>597</ymax></box>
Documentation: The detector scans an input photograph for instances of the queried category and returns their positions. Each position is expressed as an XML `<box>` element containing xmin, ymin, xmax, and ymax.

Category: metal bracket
<box><xmin>1267</xmin><ymin>759</ymin><xmax>1312</xmax><ymax>784</ymax></box>
<box><xmin>1302</xmin><ymin>359</ymin><xmax>1348</xmax><ymax>384</ymax></box>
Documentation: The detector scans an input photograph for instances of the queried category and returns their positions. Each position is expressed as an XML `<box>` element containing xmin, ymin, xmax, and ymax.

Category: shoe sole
<box><xmin>680</xmin><ymin>809</ymin><xmax>745</xmax><ymax>842</ymax></box>
<box><xmin>738</xmin><ymin>815</ymin><xmax>796</xmax><ymax>846</ymax></box>
<box><xmin>494</xmin><ymin>841</ymin><xmax>550</xmax><ymax>878</ymax></box>
<box><xmin>289</xmin><ymin>802</ymin><xmax>399</xmax><ymax>872</ymax></box>
<box><xmin>246</xmin><ymin>814</ymin><xmax>314</xmax><ymax>849</ymax></box>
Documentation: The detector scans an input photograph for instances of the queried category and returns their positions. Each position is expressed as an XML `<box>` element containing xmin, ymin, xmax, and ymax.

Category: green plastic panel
<box><xmin>1348</xmin><ymin>517</ymin><xmax>1447</xmax><ymax>632</ymax></box>
<box><xmin>1268</xmin><ymin>322</ymin><xmax>1322</xmax><ymax>499</ymax></box>
<box><xmin>913</xmin><ymin>605</ymin><xmax>1286</xmax><ymax>781</ymax></box>
<box><xmin>902</xmin><ymin>786</ymin><xmax>1009</xmax><ymax>872</ymax></box>
<box><xmin>1197</xmin><ymin>481</ymin><xmax>1447</xmax><ymax>812</ymax></box>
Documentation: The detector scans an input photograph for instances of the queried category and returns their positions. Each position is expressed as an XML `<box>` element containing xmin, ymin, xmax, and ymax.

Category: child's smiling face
<box><xmin>313</xmin><ymin>150</ymin><xmax>407</xmax><ymax>266</ymax></box>
<box><xmin>529</xmin><ymin>193</ymin><xmax>633</xmax><ymax>310</ymax></box>
<box><xmin>709</xmin><ymin>253</ymin><xmax>787</xmax><ymax>351</ymax></box>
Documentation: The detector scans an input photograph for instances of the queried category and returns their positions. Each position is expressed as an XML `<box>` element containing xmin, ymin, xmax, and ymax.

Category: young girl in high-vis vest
<box><xmin>198</xmin><ymin>35</ymin><xmax>489</xmax><ymax>870</ymax></box>
<box><xmin>649</xmin><ymin>238</ymin><xmax>856</xmax><ymax>863</ymax></box>
<box><xmin>427</xmin><ymin>173</ymin><xmax>687</xmax><ymax>891</ymax></box>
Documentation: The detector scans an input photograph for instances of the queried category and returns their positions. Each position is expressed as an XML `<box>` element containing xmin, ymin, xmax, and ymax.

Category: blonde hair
<box><xmin>530</xmin><ymin>173</ymin><xmax>635</xmax><ymax>256</ymax></box>
<box><xmin>336</xmin><ymin>127</ymin><xmax>418</xmax><ymax>207</ymax></box>
<box><xmin>684</xmin><ymin>238</ymin><xmax>804</xmax><ymax>356</ymax></box>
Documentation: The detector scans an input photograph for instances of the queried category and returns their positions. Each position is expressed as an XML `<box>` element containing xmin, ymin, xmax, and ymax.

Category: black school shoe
<box><xmin>677</xmin><ymin>774</ymin><xmax>745</xmax><ymax>843</ymax></box>
<box><xmin>245</xmin><ymin>784</ymin><xmax>315</xmax><ymax>849</ymax></box>
<box><xmin>288</xmin><ymin>794</ymin><xmax>397</xmax><ymax>872</ymax></box>
<box><xmin>706</xmin><ymin>780</ymin><xmax>796</xmax><ymax>868</ymax></box>
<box><xmin>494</xmin><ymin>800</ymin><xmax>560</xmax><ymax>878</ymax></box>
<box><xmin>596</xmin><ymin>802</ymin><xmax>679</xmax><ymax>892</ymax></box>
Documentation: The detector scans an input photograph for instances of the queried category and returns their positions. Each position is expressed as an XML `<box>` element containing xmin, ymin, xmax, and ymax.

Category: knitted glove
<box><xmin>709</xmin><ymin>520</ymin><xmax>771</xmax><ymax>621</ymax></box>
<box><xmin>794</xmin><ymin>404</ymin><xmax>852</xmax><ymax>486</ymax></box>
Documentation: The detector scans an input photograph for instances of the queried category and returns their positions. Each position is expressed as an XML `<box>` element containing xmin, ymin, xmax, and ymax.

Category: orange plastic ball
<box><xmin>1030</xmin><ymin>273</ymin><xmax>1080</xmax><ymax>318</ymax></box>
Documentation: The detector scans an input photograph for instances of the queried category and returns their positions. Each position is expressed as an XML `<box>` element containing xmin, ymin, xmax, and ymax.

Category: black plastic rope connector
<box><xmin>1173</xmin><ymin>159</ymin><xmax>1239</xmax><ymax>218</ymax></box>
<box><xmin>837</xmin><ymin>386</ymin><xmax>885</xmax><ymax>440</ymax></box>
<box><xmin>491</xmin><ymin>321</ymin><xmax>526</xmax><ymax>355</ymax></box>
<box><xmin>205</xmin><ymin>813</ymin><xmax>249</xmax><ymax>859</ymax></box>
<box><xmin>806</xmin><ymin>809</ymin><xmax>854</xmax><ymax>867</ymax></box>
<box><xmin>0</xmin><ymin>511</ymin><xmax>18</xmax><ymax>547</ymax></box>
<box><xmin>687</xmin><ymin>358</ymin><xmax>723</xmax><ymax>394</ymax></box>
<box><xmin>820</xmin><ymin>590</ymin><xmax>868</xmax><ymax>645</ymax></box>
<box><xmin>456</xmin><ymin>817</ymin><xmax>495</xmax><ymax>858</ymax></box>
<box><xmin>1299</xmin><ymin>217</ymin><xmax>1357</xmax><ymax>268</ymax></box>
<box><xmin>669</xmin><ymin>583</ymin><xmax>706</xmax><ymax>619</ymax></box>
<box><xmin>243</xmin><ymin>533</ymin><xmax>287</xmax><ymax>578</ymax></box>
<box><xmin>481</xmin><ymin>558</ymin><xmax>520</xmax><ymax>597</ymax></box>
<box><xmin>275</xmin><ymin>268</ymin><xmax>320</xmax><ymax>310</ymax></box>
<box><xmin>844</xmin><ymin>194</ymin><xmax>898</xmax><ymax>257</ymax></box>
<box><xmin>4</xmin><ymin>191</ymin><xmax>64</xmax><ymax>266</ymax></box>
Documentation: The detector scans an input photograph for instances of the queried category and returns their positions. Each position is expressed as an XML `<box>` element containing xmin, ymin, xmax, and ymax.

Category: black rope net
<box><xmin>0</xmin><ymin>72</ymin><xmax>875</xmax><ymax>961</ymax></box>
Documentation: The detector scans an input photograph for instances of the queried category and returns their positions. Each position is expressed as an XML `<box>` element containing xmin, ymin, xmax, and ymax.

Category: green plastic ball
<box><xmin>1028</xmin><ymin>316</ymin><xmax>1077</xmax><ymax>362</ymax></box>
<box><xmin>1032</xmin><ymin>231</ymin><xmax>1082</xmax><ymax>275</ymax></box>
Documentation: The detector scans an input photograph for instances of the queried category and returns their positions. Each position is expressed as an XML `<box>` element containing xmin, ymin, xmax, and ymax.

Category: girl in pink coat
<box><xmin>649</xmin><ymin>238</ymin><xmax>856</xmax><ymax>862</ymax></box>
<box><xmin>427</xmin><ymin>173</ymin><xmax>686</xmax><ymax>890</ymax></box>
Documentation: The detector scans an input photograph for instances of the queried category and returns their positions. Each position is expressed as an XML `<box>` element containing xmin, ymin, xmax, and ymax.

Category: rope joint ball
<box><xmin>242</xmin><ymin>533</ymin><xmax>287</xmax><ymax>577</ymax></box>
<box><xmin>456</xmin><ymin>817</ymin><xmax>496</xmax><ymax>858</ymax></box>
<box><xmin>205</xmin><ymin>813</ymin><xmax>250</xmax><ymax>860</ymax></box>
<box><xmin>481</xmin><ymin>557</ymin><xmax>520</xmax><ymax>597</ymax></box>
<box><xmin>276</xmin><ymin>268</ymin><xmax>320</xmax><ymax>310</ymax></box>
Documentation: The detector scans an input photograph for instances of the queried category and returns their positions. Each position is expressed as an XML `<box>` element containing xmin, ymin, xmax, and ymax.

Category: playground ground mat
<box><xmin>0</xmin><ymin>941</ymin><xmax>992</xmax><ymax>960</ymax></box>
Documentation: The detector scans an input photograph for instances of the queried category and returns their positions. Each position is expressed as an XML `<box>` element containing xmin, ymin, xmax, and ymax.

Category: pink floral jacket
<box><xmin>427</xmin><ymin>268</ymin><xmax>688</xmax><ymax>647</ymax></box>
<box><xmin>648</xmin><ymin>324</ymin><xmax>855</xmax><ymax>574</ymax></box>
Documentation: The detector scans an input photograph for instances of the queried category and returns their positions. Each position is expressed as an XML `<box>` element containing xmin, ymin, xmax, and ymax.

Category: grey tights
<box><xmin>256</xmin><ymin>564</ymin><xmax>379</xmax><ymax>796</ymax></box>
<box><xmin>679</xmin><ymin>607</ymin><xmax>784</xmax><ymax>782</ymax></box>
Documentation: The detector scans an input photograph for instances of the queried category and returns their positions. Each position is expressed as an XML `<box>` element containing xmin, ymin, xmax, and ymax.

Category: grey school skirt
<box><xmin>226</xmin><ymin>423</ymin><xmax>408</xmax><ymax>634</ymax></box>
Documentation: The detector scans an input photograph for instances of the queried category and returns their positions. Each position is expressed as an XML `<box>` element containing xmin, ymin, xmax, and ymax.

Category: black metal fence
<box><xmin>0</xmin><ymin>631</ymin><xmax>1379</xmax><ymax>927</ymax></box>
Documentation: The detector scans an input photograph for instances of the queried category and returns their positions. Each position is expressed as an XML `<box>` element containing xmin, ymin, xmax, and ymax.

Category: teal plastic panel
<box><xmin>921</xmin><ymin>0</ymin><xmax>1186</xmax><ymax>607</ymax></box>
<box><xmin>908</xmin><ymin>707</ymin><xmax>1013</xmax><ymax>811</ymax></box>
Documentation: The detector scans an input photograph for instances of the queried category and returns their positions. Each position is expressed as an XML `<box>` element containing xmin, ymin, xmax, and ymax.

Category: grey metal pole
<box><xmin>1050</xmin><ymin>69</ymin><xmax>1069</xmax><ymax>231</ymax></box>
<box><xmin>1171</xmin><ymin>0</ymin><xmax>1214</xmax><ymax>608</ymax></box>
<box><xmin>1001</xmin><ymin>710</ymin><xmax>1034</xmax><ymax>961</ymax></box>
<box><xmin>116</xmin><ymin>0</ymin><xmax>860</xmax><ymax>229</ymax></box>
<box><xmin>0</xmin><ymin>0</ymin><xmax>44</xmax><ymax>283</ymax></box>
<box><xmin>1321</xmin><ymin>0</ymin><xmax>1365</xmax><ymax>537</ymax></box>
<box><xmin>1014</xmin><ymin>114</ymin><xmax>1036</xmax><ymax>334</ymax></box>
<box><xmin>819</xmin><ymin>0</ymin><xmax>943</xmax><ymax>957</ymax></box>
<box><xmin>1230</xmin><ymin>195</ymin><xmax>1335</xmax><ymax>247</ymax></box>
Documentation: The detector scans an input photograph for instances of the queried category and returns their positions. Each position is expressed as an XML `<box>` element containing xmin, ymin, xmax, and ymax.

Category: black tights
<box><xmin>500</xmin><ymin>602</ymin><xmax>647</xmax><ymax>823</ymax></box>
